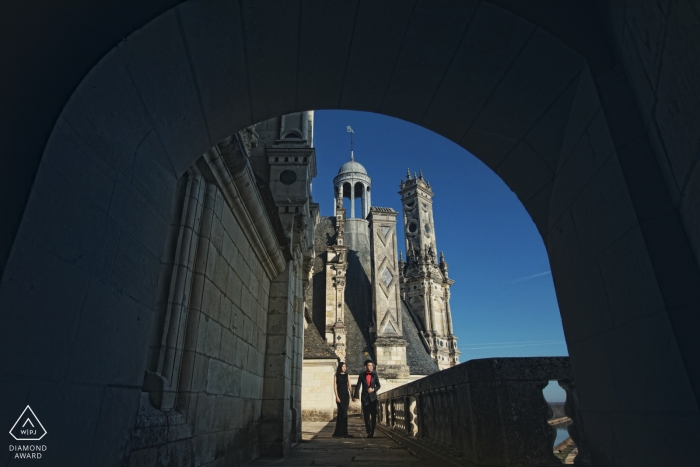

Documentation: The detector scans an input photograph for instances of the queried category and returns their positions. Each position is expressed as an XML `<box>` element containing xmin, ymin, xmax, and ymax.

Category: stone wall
<box><xmin>130</xmin><ymin>162</ymin><xmax>272</xmax><ymax>466</ymax></box>
<box><xmin>301</xmin><ymin>359</ymin><xmax>338</xmax><ymax>421</ymax></box>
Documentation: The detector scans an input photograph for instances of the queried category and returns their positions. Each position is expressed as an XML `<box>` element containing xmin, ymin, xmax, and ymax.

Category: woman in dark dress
<box><xmin>332</xmin><ymin>362</ymin><xmax>353</xmax><ymax>438</ymax></box>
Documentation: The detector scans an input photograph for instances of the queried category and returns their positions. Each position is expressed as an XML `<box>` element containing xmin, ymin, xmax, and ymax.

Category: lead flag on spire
<box><xmin>347</xmin><ymin>126</ymin><xmax>355</xmax><ymax>160</ymax></box>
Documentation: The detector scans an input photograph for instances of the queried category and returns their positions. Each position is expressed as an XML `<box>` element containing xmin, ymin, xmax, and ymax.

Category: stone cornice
<box><xmin>204</xmin><ymin>141</ymin><xmax>288</xmax><ymax>279</ymax></box>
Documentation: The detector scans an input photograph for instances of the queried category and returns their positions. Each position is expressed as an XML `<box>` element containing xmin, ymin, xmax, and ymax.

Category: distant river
<box><xmin>554</xmin><ymin>426</ymin><xmax>570</xmax><ymax>446</ymax></box>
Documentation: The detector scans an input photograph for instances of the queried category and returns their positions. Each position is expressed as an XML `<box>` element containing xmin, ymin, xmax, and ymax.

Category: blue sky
<box><xmin>312</xmin><ymin>110</ymin><xmax>568</xmax><ymax>401</ymax></box>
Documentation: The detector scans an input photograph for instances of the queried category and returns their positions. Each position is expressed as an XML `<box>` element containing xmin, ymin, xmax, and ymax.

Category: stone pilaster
<box><xmin>325</xmin><ymin>207</ymin><xmax>348</xmax><ymax>359</ymax></box>
<box><xmin>369</xmin><ymin>207</ymin><xmax>409</xmax><ymax>379</ymax></box>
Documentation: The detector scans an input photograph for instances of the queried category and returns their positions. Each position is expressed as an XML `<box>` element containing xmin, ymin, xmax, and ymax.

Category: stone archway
<box><xmin>1</xmin><ymin>2</ymin><xmax>699</xmax><ymax>466</ymax></box>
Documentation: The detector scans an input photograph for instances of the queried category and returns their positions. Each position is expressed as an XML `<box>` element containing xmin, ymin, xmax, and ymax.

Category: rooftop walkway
<box><xmin>249</xmin><ymin>416</ymin><xmax>427</xmax><ymax>467</ymax></box>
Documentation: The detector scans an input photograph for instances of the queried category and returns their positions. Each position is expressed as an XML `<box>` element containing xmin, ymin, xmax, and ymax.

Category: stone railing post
<box><xmin>559</xmin><ymin>379</ymin><xmax>592</xmax><ymax>466</ymax></box>
<box><xmin>408</xmin><ymin>395</ymin><xmax>418</xmax><ymax>436</ymax></box>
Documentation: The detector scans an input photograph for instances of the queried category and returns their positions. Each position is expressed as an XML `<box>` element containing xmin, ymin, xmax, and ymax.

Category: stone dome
<box><xmin>337</xmin><ymin>160</ymin><xmax>368</xmax><ymax>175</ymax></box>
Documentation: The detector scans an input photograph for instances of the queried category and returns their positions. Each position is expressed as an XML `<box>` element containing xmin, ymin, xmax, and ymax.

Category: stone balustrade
<box><xmin>377</xmin><ymin>357</ymin><xmax>591</xmax><ymax>467</ymax></box>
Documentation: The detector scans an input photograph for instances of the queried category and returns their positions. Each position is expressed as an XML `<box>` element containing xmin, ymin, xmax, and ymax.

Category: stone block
<box><xmin>66</xmin><ymin>280</ymin><xmax>152</xmax><ymax>386</ymax></box>
<box><xmin>265</xmin><ymin>333</ymin><xmax>289</xmax><ymax>356</ymax></box>
<box><xmin>610</xmin><ymin>410</ymin><xmax>700</xmax><ymax>467</ymax></box>
<box><xmin>207</xmin><ymin>359</ymin><xmax>230</xmax><ymax>395</ymax></box>
<box><xmin>128</xmin><ymin>447</ymin><xmax>160</xmax><ymax>467</ymax></box>
<box><xmin>0</xmin><ymin>238</ymin><xmax>89</xmax><ymax>379</ymax></box>
<box><xmin>211</xmin><ymin>216</ymin><xmax>224</xmax><ymax>252</ymax></box>
<box><xmin>545</xmin><ymin>210</ymin><xmax>584</xmax><ymax>286</ymax></box>
<box><xmin>131</xmin><ymin>130</ymin><xmax>179</xmax><ymax>219</ymax></box>
<box><xmin>117</xmin><ymin>9</ymin><xmax>209</xmax><ymax>176</ymax></box>
<box><xmin>616</xmin><ymin>135</ymin><xmax>676</xmax><ymax>223</ymax></box>
<box><xmin>222</xmin><ymin>232</ymin><xmax>235</xmax><ymax>266</ymax></box>
<box><xmin>596</xmin><ymin>64</ymin><xmax>647</xmax><ymax>149</ymax></box>
<box><xmin>622</xmin><ymin>27</ymin><xmax>657</xmax><ymax>132</ymax></box>
<box><xmin>235</xmin><ymin>338</ymin><xmax>249</xmax><ymax>369</ymax></box>
<box><xmin>654</xmin><ymin>0</ymin><xmax>700</xmax><ymax>186</ymax></box>
<box><xmin>213</xmin><ymin>251</ymin><xmax>230</xmax><ymax>289</ymax></box>
<box><xmin>227</xmin><ymin>270</ymin><xmax>243</xmax><ymax>305</ymax></box>
<box><xmin>241</xmin><ymin>284</ymin><xmax>254</xmax><ymax>316</ymax></box>
<box><xmin>496</xmin><ymin>140</ymin><xmax>553</xmax><ymax>203</ymax></box>
<box><xmin>21</xmin><ymin>168</ymin><xmax>121</xmax><ymax>284</ymax></box>
<box><xmin>195</xmin><ymin>392</ymin><xmax>217</xmax><ymax>435</ymax></box>
<box><xmin>167</xmin><ymin>420</ymin><xmax>193</xmax><ymax>443</ymax></box>
<box><xmin>556</xmin><ymin>262</ymin><xmax>613</xmax><ymax>344</ymax></box>
<box><xmin>523</xmin><ymin>181</ymin><xmax>553</xmax><ymax>237</ymax></box>
<box><xmin>204</xmin><ymin>318</ymin><xmax>222</xmax><ymax>358</ymax></box>
<box><xmin>176</xmin><ymin>0</ymin><xmax>251</xmax><ymax>143</ymax></box>
<box><xmin>220</xmin><ymin>328</ymin><xmax>237</xmax><ymax>364</ymax></box>
<box><xmin>110</xmin><ymin>173</ymin><xmax>171</xmax><ymax>258</ymax></box>
<box><xmin>43</xmin><ymin>124</ymin><xmax>118</xmax><ymax>214</ymax></box>
<box><xmin>131</xmin><ymin>426</ymin><xmax>167</xmax><ymax>451</ymax></box>
<box><xmin>463</xmin><ymin>27</ymin><xmax>584</xmax><ymax>168</ymax></box>
<box><xmin>421</xmin><ymin>2</ymin><xmax>535</xmax><ymax>142</ymax></box>
<box><xmin>232</xmin><ymin>367</ymin><xmax>243</xmax><ymax>397</ymax></box>
<box><xmin>597</xmin><ymin>227</ymin><xmax>664</xmax><ymax>325</ymax></box>
<box><xmin>638</xmin><ymin>211</ymin><xmax>700</xmax><ymax>310</ymax></box>
<box><xmin>219</xmin><ymin>298</ymin><xmax>233</xmax><ymax>329</ymax></box>
<box><xmin>549</xmin><ymin>129</ymin><xmax>598</xmax><ymax>224</ymax></box>
<box><xmin>28</xmin><ymin>381</ymin><xmax>103</xmax><ymax>466</ymax></box>
<box><xmin>158</xmin><ymin>438</ymin><xmax>194</xmax><ymax>467</ymax></box>
<box><xmin>111</xmin><ymin>230</ymin><xmax>162</xmax><ymax>309</ymax></box>
<box><xmin>205</xmin><ymin>239</ymin><xmax>218</xmax><ymax>281</ymax></box>
<box><xmin>191</xmin><ymin>353</ymin><xmax>209</xmax><ymax>394</ymax></box>
<box><xmin>56</xmin><ymin>46</ymin><xmax>154</xmax><ymax>173</ymax></box>
<box><xmin>90</xmin><ymin>386</ymin><xmax>141</xmax><ymax>465</ymax></box>
<box><xmin>524</xmin><ymin>77</ymin><xmax>579</xmax><ymax>172</ymax></box>
<box><xmin>567</xmin><ymin>337</ymin><xmax>620</xmax><ymax>412</ymax></box>
<box><xmin>201</xmin><ymin>278</ymin><xmax>222</xmax><ymax>321</ymax></box>
<box><xmin>381</xmin><ymin>1</ymin><xmax>480</xmax><ymax>123</ymax></box>
<box><xmin>604</xmin><ymin>312</ymin><xmax>697</xmax><ymax>412</ymax></box>
<box><xmin>586</xmin><ymin>110</ymin><xmax>616</xmax><ymax>168</ymax></box>
<box><xmin>571</xmin><ymin>155</ymin><xmax>638</xmax><ymax>259</ymax></box>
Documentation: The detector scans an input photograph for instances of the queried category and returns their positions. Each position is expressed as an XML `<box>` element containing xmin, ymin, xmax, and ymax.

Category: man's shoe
<box><xmin>367</xmin><ymin>433</ymin><xmax>373</xmax><ymax>438</ymax></box>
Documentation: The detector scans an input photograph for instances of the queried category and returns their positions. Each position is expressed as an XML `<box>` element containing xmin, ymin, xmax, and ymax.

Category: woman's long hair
<box><xmin>336</xmin><ymin>361</ymin><xmax>347</xmax><ymax>375</ymax></box>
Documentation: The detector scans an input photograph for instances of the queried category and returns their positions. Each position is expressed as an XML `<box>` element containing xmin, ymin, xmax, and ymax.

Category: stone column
<box><xmin>350</xmin><ymin>181</ymin><xmax>355</xmax><ymax>218</ymax></box>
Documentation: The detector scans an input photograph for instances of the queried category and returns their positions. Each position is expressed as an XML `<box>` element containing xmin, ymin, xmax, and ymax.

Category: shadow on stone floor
<box><xmin>248</xmin><ymin>416</ymin><xmax>429</xmax><ymax>466</ymax></box>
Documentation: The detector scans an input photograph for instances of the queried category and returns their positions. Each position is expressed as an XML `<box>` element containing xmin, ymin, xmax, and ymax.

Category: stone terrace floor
<box><xmin>249</xmin><ymin>415</ymin><xmax>428</xmax><ymax>466</ymax></box>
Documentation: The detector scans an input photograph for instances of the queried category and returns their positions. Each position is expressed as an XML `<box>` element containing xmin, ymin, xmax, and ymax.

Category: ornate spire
<box><xmin>419</xmin><ymin>169</ymin><xmax>424</xmax><ymax>180</ymax></box>
<box><xmin>406</xmin><ymin>168</ymin><xmax>411</xmax><ymax>180</ymax></box>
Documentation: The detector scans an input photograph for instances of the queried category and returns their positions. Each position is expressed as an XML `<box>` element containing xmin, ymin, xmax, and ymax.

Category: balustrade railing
<box><xmin>377</xmin><ymin>357</ymin><xmax>590</xmax><ymax>467</ymax></box>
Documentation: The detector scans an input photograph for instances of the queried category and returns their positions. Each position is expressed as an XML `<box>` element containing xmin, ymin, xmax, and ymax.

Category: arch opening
<box><xmin>1</xmin><ymin>2</ymin><xmax>698</xmax><ymax>466</ymax></box>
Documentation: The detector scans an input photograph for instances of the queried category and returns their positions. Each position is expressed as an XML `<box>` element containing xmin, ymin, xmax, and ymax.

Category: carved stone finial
<box><xmin>419</xmin><ymin>169</ymin><xmax>424</xmax><ymax>180</ymax></box>
<box><xmin>406</xmin><ymin>168</ymin><xmax>411</xmax><ymax>179</ymax></box>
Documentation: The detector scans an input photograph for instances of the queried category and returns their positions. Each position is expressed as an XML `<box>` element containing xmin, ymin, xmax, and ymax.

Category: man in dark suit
<box><xmin>352</xmin><ymin>360</ymin><xmax>381</xmax><ymax>437</ymax></box>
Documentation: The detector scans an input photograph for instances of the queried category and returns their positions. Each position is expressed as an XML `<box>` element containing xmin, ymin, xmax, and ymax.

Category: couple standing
<box><xmin>332</xmin><ymin>359</ymin><xmax>381</xmax><ymax>438</ymax></box>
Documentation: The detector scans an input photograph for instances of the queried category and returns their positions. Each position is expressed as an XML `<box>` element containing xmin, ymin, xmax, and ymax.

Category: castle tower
<box><xmin>399</xmin><ymin>170</ymin><xmax>460</xmax><ymax>369</ymax></box>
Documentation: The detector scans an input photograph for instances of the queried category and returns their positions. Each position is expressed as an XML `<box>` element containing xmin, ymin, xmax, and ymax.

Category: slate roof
<box><xmin>307</xmin><ymin>216</ymin><xmax>438</xmax><ymax>376</ymax></box>
<box><xmin>304</xmin><ymin>323</ymin><xmax>339</xmax><ymax>360</ymax></box>
<box><xmin>401</xmin><ymin>300</ymin><xmax>440</xmax><ymax>375</ymax></box>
